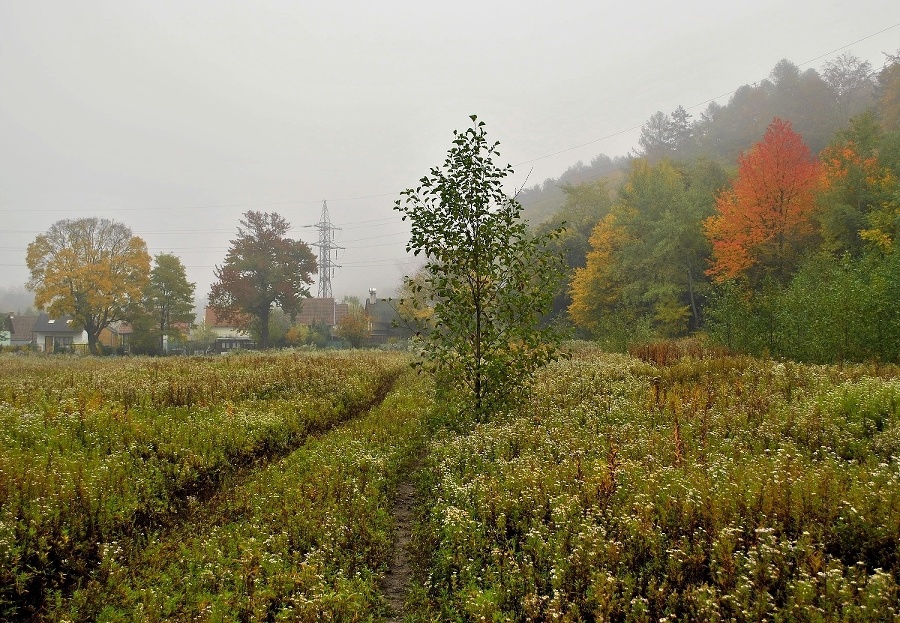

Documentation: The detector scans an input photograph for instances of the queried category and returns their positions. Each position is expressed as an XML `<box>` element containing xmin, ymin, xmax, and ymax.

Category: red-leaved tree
<box><xmin>705</xmin><ymin>118</ymin><xmax>821</xmax><ymax>285</ymax></box>
<box><xmin>209</xmin><ymin>211</ymin><xmax>317</xmax><ymax>349</ymax></box>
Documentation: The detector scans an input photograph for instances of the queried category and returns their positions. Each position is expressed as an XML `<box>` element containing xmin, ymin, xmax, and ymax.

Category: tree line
<box><xmin>520</xmin><ymin>52</ymin><xmax>898</xmax><ymax>221</ymax></box>
<box><xmin>553</xmin><ymin>52</ymin><xmax>900</xmax><ymax>362</ymax></box>
<box><xmin>23</xmin><ymin>210</ymin><xmax>327</xmax><ymax>354</ymax></box>
<box><xmin>21</xmin><ymin>51</ymin><xmax>900</xmax><ymax>365</ymax></box>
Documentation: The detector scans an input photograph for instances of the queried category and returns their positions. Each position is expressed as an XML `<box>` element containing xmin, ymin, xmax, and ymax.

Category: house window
<box><xmin>52</xmin><ymin>336</ymin><xmax>73</xmax><ymax>352</ymax></box>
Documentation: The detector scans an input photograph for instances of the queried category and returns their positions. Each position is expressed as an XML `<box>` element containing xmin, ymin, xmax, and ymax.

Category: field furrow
<box><xmin>0</xmin><ymin>351</ymin><xmax>407</xmax><ymax>621</ymax></box>
<box><xmin>41</xmin><ymin>368</ymin><xmax>430</xmax><ymax>622</ymax></box>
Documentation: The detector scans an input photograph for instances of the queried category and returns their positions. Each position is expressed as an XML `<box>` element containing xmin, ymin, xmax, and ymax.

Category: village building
<box><xmin>2</xmin><ymin>313</ymin><xmax>38</xmax><ymax>349</ymax></box>
<box><xmin>295</xmin><ymin>298</ymin><xmax>349</xmax><ymax>327</ymax></box>
<box><xmin>363</xmin><ymin>289</ymin><xmax>415</xmax><ymax>345</ymax></box>
<box><xmin>31</xmin><ymin>313</ymin><xmax>89</xmax><ymax>353</ymax></box>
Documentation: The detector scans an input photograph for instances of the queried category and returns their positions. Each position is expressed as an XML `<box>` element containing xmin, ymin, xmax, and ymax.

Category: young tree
<box><xmin>284</xmin><ymin>323</ymin><xmax>311</xmax><ymax>347</ymax></box>
<box><xmin>395</xmin><ymin>267</ymin><xmax>437</xmax><ymax>333</ymax></box>
<box><xmin>208</xmin><ymin>211</ymin><xmax>316</xmax><ymax>349</ymax></box>
<box><xmin>26</xmin><ymin>217</ymin><xmax>150</xmax><ymax>354</ymax></box>
<box><xmin>395</xmin><ymin>116</ymin><xmax>566</xmax><ymax>417</ymax></box>
<box><xmin>568</xmin><ymin>212</ymin><xmax>633</xmax><ymax>336</ymax></box>
<box><xmin>335</xmin><ymin>307</ymin><xmax>369</xmax><ymax>348</ymax></box>
<box><xmin>191</xmin><ymin>321</ymin><xmax>218</xmax><ymax>354</ymax></box>
<box><xmin>141</xmin><ymin>253</ymin><xmax>196</xmax><ymax>352</ymax></box>
<box><xmin>705</xmin><ymin>118</ymin><xmax>821</xmax><ymax>286</ymax></box>
<box><xmin>255</xmin><ymin>307</ymin><xmax>293</xmax><ymax>349</ymax></box>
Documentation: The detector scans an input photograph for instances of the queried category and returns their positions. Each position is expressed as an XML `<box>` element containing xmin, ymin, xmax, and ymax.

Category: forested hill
<box><xmin>519</xmin><ymin>53</ymin><xmax>894</xmax><ymax>223</ymax></box>
<box><xmin>517</xmin><ymin>154</ymin><xmax>629</xmax><ymax>224</ymax></box>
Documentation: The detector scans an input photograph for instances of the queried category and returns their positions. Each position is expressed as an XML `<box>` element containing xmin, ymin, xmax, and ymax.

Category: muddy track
<box><xmin>25</xmin><ymin>369</ymin><xmax>403</xmax><ymax>623</ymax></box>
<box><xmin>166</xmin><ymin>367</ymin><xmax>403</xmax><ymax>521</ymax></box>
<box><xmin>382</xmin><ymin>478</ymin><xmax>416</xmax><ymax>621</ymax></box>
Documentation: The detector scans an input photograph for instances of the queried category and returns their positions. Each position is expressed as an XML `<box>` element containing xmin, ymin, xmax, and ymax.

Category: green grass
<box><xmin>5</xmin><ymin>346</ymin><xmax>900</xmax><ymax>622</ymax></box>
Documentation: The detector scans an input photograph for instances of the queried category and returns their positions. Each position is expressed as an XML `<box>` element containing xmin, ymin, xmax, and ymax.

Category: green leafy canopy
<box><xmin>395</xmin><ymin>116</ymin><xmax>567</xmax><ymax>418</ymax></box>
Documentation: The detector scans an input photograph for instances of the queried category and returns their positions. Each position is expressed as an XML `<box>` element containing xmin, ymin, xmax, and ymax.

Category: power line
<box><xmin>512</xmin><ymin>22</ymin><xmax>900</xmax><ymax>167</ymax></box>
<box><xmin>0</xmin><ymin>194</ymin><xmax>402</xmax><ymax>214</ymax></box>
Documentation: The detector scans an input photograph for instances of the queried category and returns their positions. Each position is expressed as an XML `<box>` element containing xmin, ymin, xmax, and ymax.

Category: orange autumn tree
<box><xmin>26</xmin><ymin>217</ymin><xmax>151</xmax><ymax>355</ymax></box>
<box><xmin>705</xmin><ymin>118</ymin><xmax>821</xmax><ymax>285</ymax></box>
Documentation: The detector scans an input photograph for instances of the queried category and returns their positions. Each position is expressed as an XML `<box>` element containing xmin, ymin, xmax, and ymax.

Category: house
<box><xmin>3</xmin><ymin>313</ymin><xmax>38</xmax><ymax>348</ymax></box>
<box><xmin>99</xmin><ymin>322</ymin><xmax>133</xmax><ymax>352</ymax></box>
<box><xmin>31</xmin><ymin>313</ymin><xmax>89</xmax><ymax>353</ymax></box>
<box><xmin>295</xmin><ymin>298</ymin><xmax>349</xmax><ymax>328</ymax></box>
<box><xmin>204</xmin><ymin>308</ymin><xmax>251</xmax><ymax>339</ymax></box>
<box><xmin>202</xmin><ymin>308</ymin><xmax>255</xmax><ymax>353</ymax></box>
<box><xmin>364</xmin><ymin>289</ymin><xmax>416</xmax><ymax>345</ymax></box>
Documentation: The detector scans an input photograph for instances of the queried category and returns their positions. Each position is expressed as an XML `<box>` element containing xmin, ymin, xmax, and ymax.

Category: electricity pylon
<box><xmin>308</xmin><ymin>200</ymin><xmax>342</xmax><ymax>299</ymax></box>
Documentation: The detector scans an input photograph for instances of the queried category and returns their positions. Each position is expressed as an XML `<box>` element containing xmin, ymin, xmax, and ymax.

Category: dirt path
<box><xmin>381</xmin><ymin>478</ymin><xmax>416</xmax><ymax>622</ymax></box>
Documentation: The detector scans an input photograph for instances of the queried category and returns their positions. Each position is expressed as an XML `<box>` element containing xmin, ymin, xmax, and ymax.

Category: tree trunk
<box><xmin>87</xmin><ymin>330</ymin><xmax>100</xmax><ymax>355</ymax></box>
<box><xmin>159</xmin><ymin>308</ymin><xmax>167</xmax><ymax>354</ymax></box>
<box><xmin>259</xmin><ymin>306</ymin><xmax>270</xmax><ymax>349</ymax></box>
<box><xmin>687</xmin><ymin>266</ymin><xmax>699</xmax><ymax>331</ymax></box>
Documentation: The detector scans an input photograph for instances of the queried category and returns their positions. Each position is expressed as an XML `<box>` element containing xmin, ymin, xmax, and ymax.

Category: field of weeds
<box><xmin>413</xmin><ymin>345</ymin><xmax>900</xmax><ymax>621</ymax></box>
<box><xmin>3</xmin><ymin>346</ymin><xmax>899</xmax><ymax>621</ymax></box>
<box><xmin>0</xmin><ymin>351</ymin><xmax>409</xmax><ymax>620</ymax></box>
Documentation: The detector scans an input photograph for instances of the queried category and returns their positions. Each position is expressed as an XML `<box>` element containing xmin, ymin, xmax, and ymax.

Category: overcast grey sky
<box><xmin>2</xmin><ymin>1</ymin><xmax>898</xmax><ymax>307</ymax></box>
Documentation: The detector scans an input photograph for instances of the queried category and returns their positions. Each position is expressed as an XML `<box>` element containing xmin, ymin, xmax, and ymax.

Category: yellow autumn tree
<box><xmin>396</xmin><ymin>267</ymin><xmax>436</xmax><ymax>333</ymax></box>
<box><xmin>568</xmin><ymin>212</ymin><xmax>632</xmax><ymax>334</ymax></box>
<box><xmin>335</xmin><ymin>300</ymin><xmax>370</xmax><ymax>348</ymax></box>
<box><xmin>26</xmin><ymin>217</ymin><xmax>151</xmax><ymax>354</ymax></box>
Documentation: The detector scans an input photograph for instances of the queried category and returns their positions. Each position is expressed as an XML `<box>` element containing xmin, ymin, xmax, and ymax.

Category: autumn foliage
<box><xmin>705</xmin><ymin>118</ymin><xmax>820</xmax><ymax>284</ymax></box>
<box><xmin>208</xmin><ymin>211</ymin><xmax>317</xmax><ymax>349</ymax></box>
<box><xmin>568</xmin><ymin>212</ymin><xmax>632</xmax><ymax>334</ymax></box>
<box><xmin>26</xmin><ymin>218</ymin><xmax>151</xmax><ymax>354</ymax></box>
<box><xmin>818</xmin><ymin>125</ymin><xmax>899</xmax><ymax>253</ymax></box>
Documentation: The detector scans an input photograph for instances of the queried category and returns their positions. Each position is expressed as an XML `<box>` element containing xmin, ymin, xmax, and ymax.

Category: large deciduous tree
<box><xmin>26</xmin><ymin>217</ymin><xmax>150</xmax><ymax>355</ymax></box>
<box><xmin>208</xmin><ymin>211</ymin><xmax>316</xmax><ymax>349</ymax></box>
<box><xmin>395</xmin><ymin>116</ymin><xmax>566</xmax><ymax>418</ymax></box>
<box><xmin>822</xmin><ymin>52</ymin><xmax>875</xmax><ymax>123</ymax></box>
<box><xmin>638</xmin><ymin>106</ymin><xmax>695</xmax><ymax>161</ymax></box>
<box><xmin>878</xmin><ymin>51</ymin><xmax>900</xmax><ymax>131</ymax></box>
<box><xmin>705</xmin><ymin>118</ymin><xmax>821</xmax><ymax>286</ymax></box>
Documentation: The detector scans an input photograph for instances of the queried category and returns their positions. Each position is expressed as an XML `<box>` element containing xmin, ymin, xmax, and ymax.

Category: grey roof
<box><xmin>365</xmin><ymin>299</ymin><xmax>416</xmax><ymax>337</ymax></box>
<box><xmin>32</xmin><ymin>313</ymin><xmax>80</xmax><ymax>334</ymax></box>
<box><xmin>5</xmin><ymin>313</ymin><xmax>37</xmax><ymax>343</ymax></box>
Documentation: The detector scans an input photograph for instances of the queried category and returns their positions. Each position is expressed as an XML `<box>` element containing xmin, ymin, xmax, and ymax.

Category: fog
<box><xmin>1</xmin><ymin>1</ymin><xmax>897</xmax><ymax>308</ymax></box>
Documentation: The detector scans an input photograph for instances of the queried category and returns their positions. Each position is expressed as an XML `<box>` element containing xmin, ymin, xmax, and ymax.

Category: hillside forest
<box><xmin>521</xmin><ymin>53</ymin><xmax>900</xmax><ymax>362</ymax></box>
